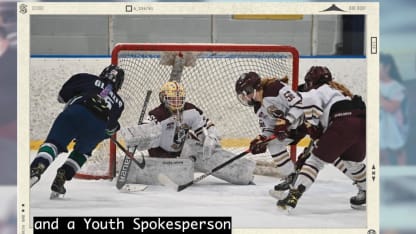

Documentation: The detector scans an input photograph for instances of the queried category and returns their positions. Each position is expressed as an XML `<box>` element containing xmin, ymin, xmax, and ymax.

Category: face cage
<box><xmin>236</xmin><ymin>89</ymin><xmax>256</xmax><ymax>106</ymax></box>
<box><xmin>103</xmin><ymin>73</ymin><xmax>118</xmax><ymax>89</ymax></box>
<box><xmin>164</xmin><ymin>95</ymin><xmax>185</xmax><ymax>111</ymax></box>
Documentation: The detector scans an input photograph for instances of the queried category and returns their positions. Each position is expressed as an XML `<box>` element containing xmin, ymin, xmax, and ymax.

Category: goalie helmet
<box><xmin>159</xmin><ymin>81</ymin><xmax>186</xmax><ymax>112</ymax></box>
<box><xmin>235</xmin><ymin>72</ymin><xmax>261</xmax><ymax>106</ymax></box>
<box><xmin>99</xmin><ymin>64</ymin><xmax>125</xmax><ymax>91</ymax></box>
<box><xmin>303</xmin><ymin>66</ymin><xmax>332</xmax><ymax>91</ymax></box>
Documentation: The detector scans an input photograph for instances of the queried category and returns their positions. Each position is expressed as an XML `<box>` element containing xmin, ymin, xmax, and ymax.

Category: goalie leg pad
<box><xmin>126</xmin><ymin>157</ymin><xmax>194</xmax><ymax>185</ymax></box>
<box><xmin>181</xmin><ymin>139</ymin><xmax>255</xmax><ymax>185</ymax></box>
<box><xmin>194</xmin><ymin>149</ymin><xmax>256</xmax><ymax>185</ymax></box>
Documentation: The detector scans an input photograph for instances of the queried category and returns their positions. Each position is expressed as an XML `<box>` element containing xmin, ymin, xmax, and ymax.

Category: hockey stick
<box><xmin>110</xmin><ymin>136</ymin><xmax>147</xmax><ymax>169</ymax></box>
<box><xmin>115</xmin><ymin>90</ymin><xmax>152</xmax><ymax>189</ymax></box>
<box><xmin>294</xmin><ymin>138</ymin><xmax>314</xmax><ymax>171</ymax></box>
<box><xmin>159</xmin><ymin>135</ymin><xmax>277</xmax><ymax>192</ymax></box>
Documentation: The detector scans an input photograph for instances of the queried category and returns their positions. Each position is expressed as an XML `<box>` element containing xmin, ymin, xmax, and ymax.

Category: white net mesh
<box><xmin>76</xmin><ymin>44</ymin><xmax>298</xmax><ymax>180</ymax></box>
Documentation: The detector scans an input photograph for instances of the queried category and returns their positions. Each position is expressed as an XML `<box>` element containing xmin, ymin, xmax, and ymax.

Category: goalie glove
<box><xmin>203</xmin><ymin>134</ymin><xmax>220</xmax><ymax>156</ymax></box>
<box><xmin>274</xmin><ymin>118</ymin><xmax>290</xmax><ymax>141</ymax></box>
<box><xmin>202</xmin><ymin>127</ymin><xmax>220</xmax><ymax>157</ymax></box>
<box><xmin>249</xmin><ymin>135</ymin><xmax>268</xmax><ymax>155</ymax></box>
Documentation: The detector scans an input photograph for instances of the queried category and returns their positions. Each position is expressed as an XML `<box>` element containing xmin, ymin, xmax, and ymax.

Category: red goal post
<box><xmin>75</xmin><ymin>43</ymin><xmax>299</xmax><ymax>180</ymax></box>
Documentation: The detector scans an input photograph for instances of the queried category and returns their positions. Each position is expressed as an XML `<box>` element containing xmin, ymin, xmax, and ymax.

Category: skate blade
<box><xmin>277</xmin><ymin>204</ymin><xmax>293</xmax><ymax>214</ymax></box>
<box><xmin>351</xmin><ymin>204</ymin><xmax>366</xmax><ymax>210</ymax></box>
<box><xmin>50</xmin><ymin>191</ymin><xmax>65</xmax><ymax>200</ymax></box>
<box><xmin>269</xmin><ymin>189</ymin><xmax>287</xmax><ymax>200</ymax></box>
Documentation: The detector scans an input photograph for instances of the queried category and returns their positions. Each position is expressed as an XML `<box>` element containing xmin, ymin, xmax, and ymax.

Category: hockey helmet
<box><xmin>235</xmin><ymin>72</ymin><xmax>261</xmax><ymax>106</ymax></box>
<box><xmin>99</xmin><ymin>64</ymin><xmax>125</xmax><ymax>91</ymax></box>
<box><xmin>303</xmin><ymin>66</ymin><xmax>332</xmax><ymax>91</ymax></box>
<box><xmin>159</xmin><ymin>81</ymin><xmax>186</xmax><ymax>112</ymax></box>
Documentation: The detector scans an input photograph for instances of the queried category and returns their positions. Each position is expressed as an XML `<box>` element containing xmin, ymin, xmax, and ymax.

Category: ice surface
<box><xmin>29</xmin><ymin>151</ymin><xmax>366</xmax><ymax>229</ymax></box>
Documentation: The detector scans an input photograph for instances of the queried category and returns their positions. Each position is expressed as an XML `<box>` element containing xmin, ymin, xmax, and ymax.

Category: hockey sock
<box><xmin>294</xmin><ymin>154</ymin><xmax>325</xmax><ymax>191</ymax></box>
<box><xmin>31</xmin><ymin>142</ymin><xmax>59</xmax><ymax>169</ymax></box>
<box><xmin>62</xmin><ymin>150</ymin><xmax>89</xmax><ymax>180</ymax></box>
<box><xmin>270</xmin><ymin>150</ymin><xmax>295</xmax><ymax>177</ymax></box>
<box><xmin>333</xmin><ymin>158</ymin><xmax>349</xmax><ymax>175</ymax></box>
<box><xmin>343</xmin><ymin>161</ymin><xmax>366</xmax><ymax>190</ymax></box>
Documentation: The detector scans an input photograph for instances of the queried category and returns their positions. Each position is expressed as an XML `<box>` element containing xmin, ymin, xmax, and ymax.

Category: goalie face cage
<box><xmin>75</xmin><ymin>43</ymin><xmax>299</xmax><ymax>180</ymax></box>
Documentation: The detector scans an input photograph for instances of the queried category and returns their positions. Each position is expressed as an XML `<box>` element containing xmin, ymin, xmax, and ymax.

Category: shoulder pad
<box><xmin>184</xmin><ymin>102</ymin><xmax>203</xmax><ymax>115</ymax></box>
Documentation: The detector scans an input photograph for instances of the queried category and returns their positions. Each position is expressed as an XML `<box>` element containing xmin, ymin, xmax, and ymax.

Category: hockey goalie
<box><xmin>119</xmin><ymin>81</ymin><xmax>256</xmax><ymax>187</ymax></box>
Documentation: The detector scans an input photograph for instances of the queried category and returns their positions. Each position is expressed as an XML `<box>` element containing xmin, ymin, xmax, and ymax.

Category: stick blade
<box><xmin>177</xmin><ymin>182</ymin><xmax>193</xmax><ymax>192</ymax></box>
<box><xmin>157</xmin><ymin>173</ymin><xmax>179</xmax><ymax>191</ymax></box>
<box><xmin>118</xmin><ymin>183</ymin><xmax>148</xmax><ymax>193</ymax></box>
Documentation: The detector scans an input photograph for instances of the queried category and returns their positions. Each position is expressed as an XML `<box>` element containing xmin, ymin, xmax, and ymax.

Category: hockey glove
<box><xmin>287</xmin><ymin>123</ymin><xmax>308</xmax><ymax>145</ymax></box>
<box><xmin>249</xmin><ymin>135</ymin><xmax>268</xmax><ymax>154</ymax></box>
<box><xmin>105</xmin><ymin>123</ymin><xmax>120</xmax><ymax>137</ymax></box>
<box><xmin>57</xmin><ymin>95</ymin><xmax>65</xmax><ymax>103</ymax></box>
<box><xmin>91</xmin><ymin>95</ymin><xmax>109</xmax><ymax>112</ymax></box>
<box><xmin>274</xmin><ymin>118</ymin><xmax>290</xmax><ymax>141</ymax></box>
<box><xmin>305</xmin><ymin>123</ymin><xmax>323</xmax><ymax>140</ymax></box>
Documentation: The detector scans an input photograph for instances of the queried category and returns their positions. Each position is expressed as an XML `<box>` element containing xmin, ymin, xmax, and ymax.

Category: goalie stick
<box><xmin>115</xmin><ymin>90</ymin><xmax>152</xmax><ymax>190</ymax></box>
<box><xmin>159</xmin><ymin>135</ymin><xmax>277</xmax><ymax>192</ymax></box>
<box><xmin>110</xmin><ymin>136</ymin><xmax>146</xmax><ymax>170</ymax></box>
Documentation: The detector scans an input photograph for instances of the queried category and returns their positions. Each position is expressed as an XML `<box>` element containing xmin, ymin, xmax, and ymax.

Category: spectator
<box><xmin>380</xmin><ymin>53</ymin><xmax>409</xmax><ymax>165</ymax></box>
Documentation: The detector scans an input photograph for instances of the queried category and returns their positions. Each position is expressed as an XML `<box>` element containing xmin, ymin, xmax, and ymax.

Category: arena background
<box><xmin>29</xmin><ymin>14</ymin><xmax>366</xmax><ymax>145</ymax></box>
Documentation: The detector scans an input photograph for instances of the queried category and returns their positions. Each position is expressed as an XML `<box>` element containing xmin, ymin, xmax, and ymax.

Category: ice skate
<box><xmin>50</xmin><ymin>168</ymin><xmax>67</xmax><ymax>199</ymax></box>
<box><xmin>350</xmin><ymin>189</ymin><xmax>366</xmax><ymax>210</ymax></box>
<box><xmin>269</xmin><ymin>172</ymin><xmax>296</xmax><ymax>200</ymax></box>
<box><xmin>275</xmin><ymin>172</ymin><xmax>297</xmax><ymax>191</ymax></box>
<box><xmin>276</xmin><ymin>185</ymin><xmax>305</xmax><ymax>211</ymax></box>
<box><xmin>30</xmin><ymin>163</ymin><xmax>46</xmax><ymax>188</ymax></box>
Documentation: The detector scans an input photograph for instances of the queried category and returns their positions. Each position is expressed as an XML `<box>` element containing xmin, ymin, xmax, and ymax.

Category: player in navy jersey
<box><xmin>30</xmin><ymin>64</ymin><xmax>125</xmax><ymax>198</ymax></box>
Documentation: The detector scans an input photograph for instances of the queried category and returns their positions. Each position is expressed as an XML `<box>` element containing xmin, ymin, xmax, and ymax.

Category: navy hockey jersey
<box><xmin>58</xmin><ymin>73</ymin><xmax>124</xmax><ymax>131</ymax></box>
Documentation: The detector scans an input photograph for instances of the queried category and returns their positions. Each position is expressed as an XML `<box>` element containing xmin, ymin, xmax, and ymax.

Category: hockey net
<box><xmin>75</xmin><ymin>43</ymin><xmax>299</xmax><ymax>180</ymax></box>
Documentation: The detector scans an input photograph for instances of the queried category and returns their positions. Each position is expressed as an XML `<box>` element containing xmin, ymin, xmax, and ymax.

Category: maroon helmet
<box><xmin>235</xmin><ymin>72</ymin><xmax>261</xmax><ymax>106</ymax></box>
<box><xmin>304</xmin><ymin>66</ymin><xmax>332</xmax><ymax>91</ymax></box>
